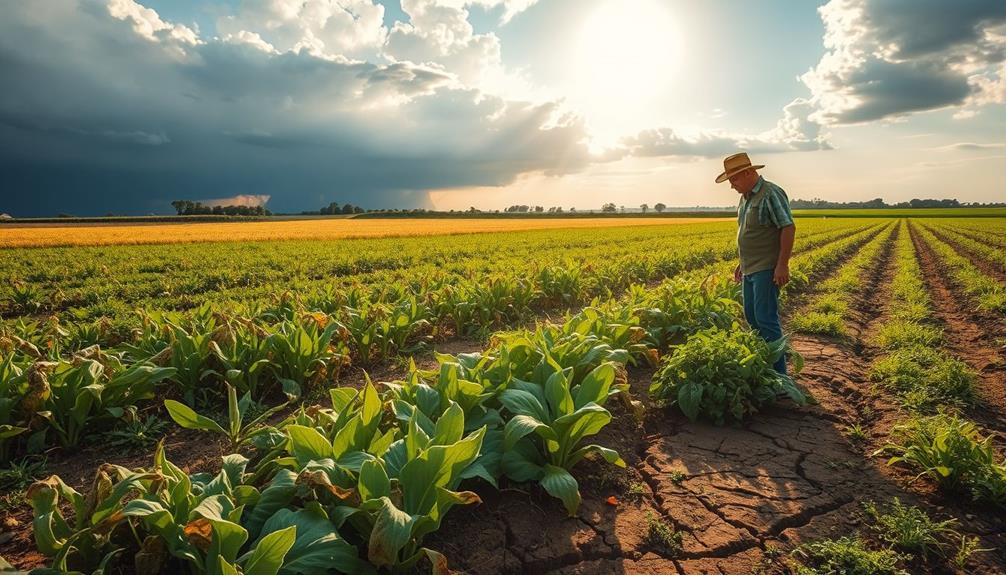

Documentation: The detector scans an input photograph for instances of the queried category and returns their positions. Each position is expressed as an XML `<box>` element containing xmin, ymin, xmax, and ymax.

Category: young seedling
<box><xmin>164</xmin><ymin>383</ymin><xmax>287</xmax><ymax>450</ymax></box>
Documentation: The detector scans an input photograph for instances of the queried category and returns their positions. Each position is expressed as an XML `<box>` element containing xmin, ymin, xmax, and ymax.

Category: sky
<box><xmin>1</xmin><ymin>0</ymin><xmax>1004</xmax><ymax>216</ymax></box>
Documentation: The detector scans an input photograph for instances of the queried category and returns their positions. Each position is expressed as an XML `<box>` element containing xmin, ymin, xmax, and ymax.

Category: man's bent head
<box><xmin>715</xmin><ymin>152</ymin><xmax>763</xmax><ymax>194</ymax></box>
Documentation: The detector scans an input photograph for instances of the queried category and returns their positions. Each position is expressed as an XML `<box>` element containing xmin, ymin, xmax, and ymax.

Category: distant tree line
<box><xmin>312</xmin><ymin>202</ymin><xmax>366</xmax><ymax>215</ymax></box>
<box><xmin>171</xmin><ymin>200</ymin><xmax>271</xmax><ymax>216</ymax></box>
<box><xmin>791</xmin><ymin>197</ymin><xmax>1006</xmax><ymax>209</ymax></box>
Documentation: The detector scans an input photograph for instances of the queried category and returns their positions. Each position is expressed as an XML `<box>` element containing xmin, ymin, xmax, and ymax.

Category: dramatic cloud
<box><xmin>802</xmin><ymin>0</ymin><xmax>1006</xmax><ymax>124</ymax></box>
<box><xmin>0</xmin><ymin>0</ymin><xmax>588</xmax><ymax>216</ymax></box>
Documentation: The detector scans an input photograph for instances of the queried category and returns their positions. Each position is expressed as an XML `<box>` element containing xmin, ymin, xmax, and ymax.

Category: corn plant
<box><xmin>537</xmin><ymin>264</ymin><xmax>585</xmax><ymax>307</ymax></box>
<box><xmin>266</xmin><ymin>316</ymin><xmax>347</xmax><ymax>395</ymax></box>
<box><xmin>633</xmin><ymin>276</ymin><xmax>741</xmax><ymax>350</ymax></box>
<box><xmin>208</xmin><ymin>318</ymin><xmax>275</xmax><ymax>400</ymax></box>
<box><xmin>33</xmin><ymin>360</ymin><xmax>105</xmax><ymax>448</ymax></box>
<box><xmin>500</xmin><ymin>362</ymin><xmax>625</xmax><ymax>516</ymax></box>
<box><xmin>360</xmin><ymin>408</ymin><xmax>486</xmax><ymax>571</ymax></box>
<box><xmin>374</xmin><ymin>297</ymin><xmax>432</xmax><ymax>359</ymax></box>
<box><xmin>163</xmin><ymin>322</ymin><xmax>219</xmax><ymax>405</ymax></box>
<box><xmin>0</xmin><ymin>353</ymin><xmax>29</xmax><ymax>463</ymax></box>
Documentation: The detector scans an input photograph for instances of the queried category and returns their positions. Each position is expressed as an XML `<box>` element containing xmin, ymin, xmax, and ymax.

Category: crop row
<box><xmin>871</xmin><ymin>222</ymin><xmax>1005</xmax><ymax>510</ymax></box>
<box><xmin>2</xmin><ymin>224</ymin><xmax>740</xmax><ymax>319</ymax></box>
<box><xmin>791</xmin><ymin>221</ymin><xmax>897</xmax><ymax>336</ymax></box>
<box><xmin>1</xmin><ymin>220</ymin><xmax>868</xmax><ymax>327</ymax></box>
<box><xmin>869</xmin><ymin>222</ymin><xmax>977</xmax><ymax>412</ymax></box>
<box><xmin>923</xmin><ymin>222</ymin><xmax>1006</xmax><ymax>273</ymax></box>
<box><xmin>911</xmin><ymin>224</ymin><xmax>1006</xmax><ymax>313</ymax></box>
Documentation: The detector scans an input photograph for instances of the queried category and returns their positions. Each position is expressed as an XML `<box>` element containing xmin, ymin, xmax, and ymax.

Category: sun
<box><xmin>571</xmin><ymin>0</ymin><xmax>681</xmax><ymax>149</ymax></box>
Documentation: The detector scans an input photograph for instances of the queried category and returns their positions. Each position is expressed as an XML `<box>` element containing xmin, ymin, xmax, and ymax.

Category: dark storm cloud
<box><xmin>825</xmin><ymin>59</ymin><xmax>973</xmax><ymax>124</ymax></box>
<box><xmin>804</xmin><ymin>0</ymin><xmax>1006</xmax><ymax>124</ymax></box>
<box><xmin>862</xmin><ymin>0</ymin><xmax>1006</xmax><ymax>60</ymax></box>
<box><xmin>0</xmin><ymin>0</ymin><xmax>591</xmax><ymax>216</ymax></box>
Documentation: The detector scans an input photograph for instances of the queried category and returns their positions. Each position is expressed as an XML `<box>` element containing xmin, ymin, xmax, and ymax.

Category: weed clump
<box><xmin>649</xmin><ymin>326</ymin><xmax>807</xmax><ymax>425</ymax></box>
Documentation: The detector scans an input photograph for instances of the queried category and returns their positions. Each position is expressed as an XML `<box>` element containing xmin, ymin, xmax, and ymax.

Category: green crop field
<box><xmin>2</xmin><ymin>217</ymin><xmax>1005</xmax><ymax>574</ymax></box>
<box><xmin>793</xmin><ymin>207</ymin><xmax>1006</xmax><ymax>218</ymax></box>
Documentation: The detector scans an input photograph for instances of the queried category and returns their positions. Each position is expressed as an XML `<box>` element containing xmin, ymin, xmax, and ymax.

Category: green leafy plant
<box><xmin>876</xmin><ymin>414</ymin><xmax>1006</xmax><ymax>507</ymax></box>
<box><xmin>952</xmin><ymin>535</ymin><xmax>993</xmax><ymax>570</ymax></box>
<box><xmin>165</xmin><ymin>383</ymin><xmax>286</xmax><ymax>451</ymax></box>
<box><xmin>500</xmin><ymin>362</ymin><xmax>625</xmax><ymax>516</ymax></box>
<box><xmin>649</xmin><ymin>326</ymin><xmax>807</xmax><ymax>425</ymax></box>
<box><xmin>26</xmin><ymin>442</ymin><xmax>365</xmax><ymax>575</ymax></box>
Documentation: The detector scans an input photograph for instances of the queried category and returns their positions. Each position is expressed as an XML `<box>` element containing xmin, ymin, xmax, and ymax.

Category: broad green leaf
<box><xmin>544</xmin><ymin>371</ymin><xmax>573</xmax><ymax>419</ymax></box>
<box><xmin>501</xmin><ymin>439</ymin><xmax>545</xmax><ymax>482</ymax></box>
<box><xmin>677</xmin><ymin>381</ymin><xmax>703</xmax><ymax>422</ymax></box>
<box><xmin>207</xmin><ymin>519</ymin><xmax>248</xmax><ymax>575</ymax></box>
<box><xmin>552</xmin><ymin>403</ymin><xmax>611</xmax><ymax>462</ymax></box>
<box><xmin>574</xmin><ymin>363</ymin><xmax>615</xmax><ymax>409</ymax></box>
<box><xmin>286</xmin><ymin>425</ymin><xmax>333</xmax><ymax>467</ymax></box>
<box><xmin>258</xmin><ymin>508</ymin><xmax>372</xmax><ymax>575</ymax></box>
<box><xmin>499</xmin><ymin>389</ymin><xmax>548</xmax><ymax>421</ymax></box>
<box><xmin>218</xmin><ymin>557</ymin><xmax>240</xmax><ymax>575</ymax></box>
<box><xmin>540</xmin><ymin>465</ymin><xmax>581</xmax><ymax>517</ymax></box>
<box><xmin>432</xmin><ymin>401</ymin><xmax>464</xmax><ymax>446</ymax></box>
<box><xmin>245</xmin><ymin>470</ymin><xmax>297</xmax><ymax>540</ymax></box>
<box><xmin>358</xmin><ymin>459</ymin><xmax>390</xmax><ymax>502</ymax></box>
<box><xmin>240</xmin><ymin>525</ymin><xmax>296</xmax><ymax>575</ymax></box>
<box><xmin>366</xmin><ymin>497</ymin><xmax>415</xmax><ymax>568</ymax></box>
<box><xmin>502</xmin><ymin>415</ymin><xmax>555</xmax><ymax>452</ymax></box>
<box><xmin>164</xmin><ymin>400</ymin><xmax>226</xmax><ymax>435</ymax></box>
<box><xmin>400</xmin><ymin>427</ymin><xmax>485</xmax><ymax>515</ymax></box>
<box><xmin>567</xmin><ymin>444</ymin><xmax>625</xmax><ymax>469</ymax></box>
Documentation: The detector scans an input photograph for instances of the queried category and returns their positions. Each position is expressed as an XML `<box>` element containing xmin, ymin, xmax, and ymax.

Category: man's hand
<box><xmin>773</xmin><ymin>263</ymin><xmax>790</xmax><ymax>287</ymax></box>
<box><xmin>733</xmin><ymin>264</ymin><xmax>742</xmax><ymax>283</ymax></box>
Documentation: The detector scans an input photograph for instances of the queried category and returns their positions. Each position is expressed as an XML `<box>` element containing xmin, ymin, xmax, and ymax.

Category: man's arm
<box><xmin>774</xmin><ymin>224</ymin><xmax>795</xmax><ymax>286</ymax></box>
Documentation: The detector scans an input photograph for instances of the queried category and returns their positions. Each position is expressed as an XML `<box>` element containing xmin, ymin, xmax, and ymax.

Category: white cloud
<box><xmin>385</xmin><ymin>0</ymin><xmax>503</xmax><ymax>90</ymax></box>
<box><xmin>216</xmin><ymin>0</ymin><xmax>387</xmax><ymax>58</ymax></box>
<box><xmin>108</xmin><ymin>0</ymin><xmax>199</xmax><ymax>46</ymax></box>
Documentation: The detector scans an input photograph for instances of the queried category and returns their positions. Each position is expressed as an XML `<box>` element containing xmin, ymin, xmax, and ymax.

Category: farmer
<box><xmin>716</xmin><ymin>152</ymin><xmax>795</xmax><ymax>375</ymax></box>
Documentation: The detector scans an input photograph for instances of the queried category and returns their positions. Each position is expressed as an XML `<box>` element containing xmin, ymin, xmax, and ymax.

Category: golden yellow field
<box><xmin>0</xmin><ymin>217</ymin><xmax>732</xmax><ymax>248</ymax></box>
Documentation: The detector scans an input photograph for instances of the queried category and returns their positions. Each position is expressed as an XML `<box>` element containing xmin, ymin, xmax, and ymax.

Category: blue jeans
<box><xmin>742</xmin><ymin>269</ymin><xmax>786</xmax><ymax>375</ymax></box>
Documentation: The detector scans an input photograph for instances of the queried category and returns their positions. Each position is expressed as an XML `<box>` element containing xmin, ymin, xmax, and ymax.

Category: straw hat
<box><xmin>715</xmin><ymin>152</ymin><xmax>764</xmax><ymax>183</ymax></box>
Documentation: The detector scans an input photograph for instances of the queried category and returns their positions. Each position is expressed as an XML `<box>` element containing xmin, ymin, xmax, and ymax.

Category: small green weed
<box><xmin>102</xmin><ymin>416</ymin><xmax>168</xmax><ymax>452</ymax></box>
<box><xmin>644</xmin><ymin>511</ymin><xmax>682</xmax><ymax>556</ymax></box>
<box><xmin>792</xmin><ymin>535</ymin><xmax>908</xmax><ymax>575</ymax></box>
<box><xmin>625</xmin><ymin>482</ymin><xmax>647</xmax><ymax>499</ymax></box>
<box><xmin>846</xmin><ymin>423</ymin><xmax>868</xmax><ymax>442</ymax></box>
<box><xmin>863</xmin><ymin>498</ymin><xmax>956</xmax><ymax>557</ymax></box>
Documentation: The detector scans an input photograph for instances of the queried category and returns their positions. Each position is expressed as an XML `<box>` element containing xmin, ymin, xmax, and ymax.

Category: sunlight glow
<box><xmin>572</xmin><ymin>0</ymin><xmax>682</xmax><ymax>150</ymax></box>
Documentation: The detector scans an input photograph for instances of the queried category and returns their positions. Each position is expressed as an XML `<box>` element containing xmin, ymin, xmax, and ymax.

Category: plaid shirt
<box><xmin>737</xmin><ymin>177</ymin><xmax>794</xmax><ymax>229</ymax></box>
